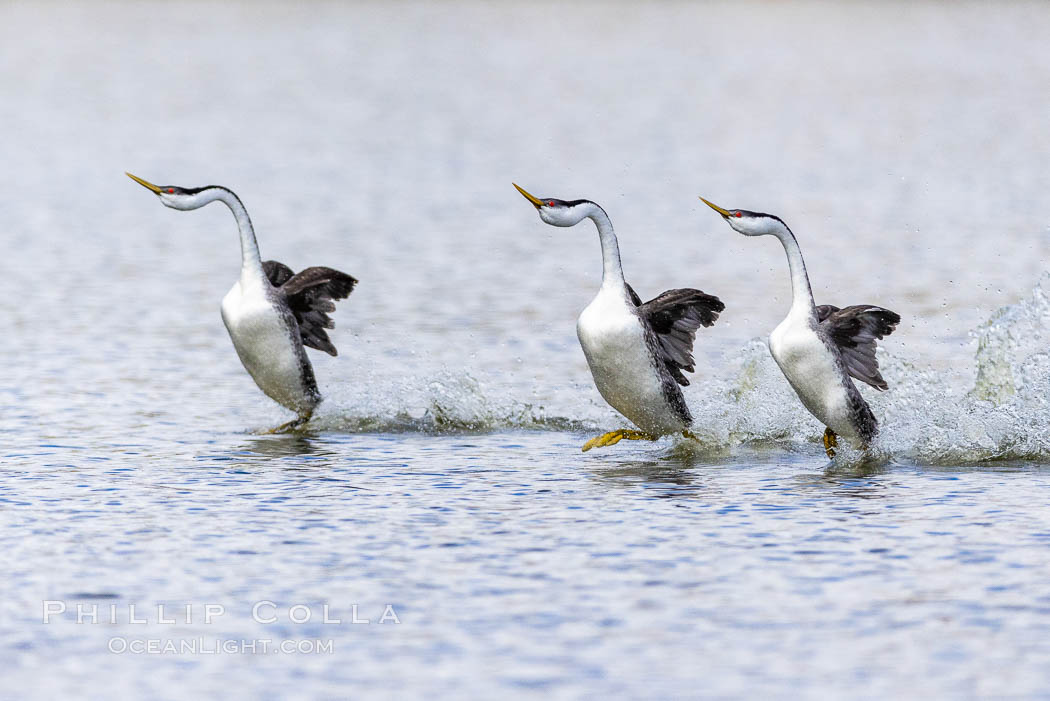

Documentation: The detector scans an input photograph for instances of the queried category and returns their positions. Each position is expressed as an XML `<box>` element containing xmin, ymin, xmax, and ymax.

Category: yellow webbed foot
<box><xmin>582</xmin><ymin>429</ymin><xmax>626</xmax><ymax>452</ymax></box>
<box><xmin>823</xmin><ymin>427</ymin><xmax>838</xmax><ymax>458</ymax></box>
<box><xmin>582</xmin><ymin>429</ymin><xmax>658</xmax><ymax>452</ymax></box>
<box><xmin>264</xmin><ymin>411</ymin><xmax>313</xmax><ymax>435</ymax></box>
<box><xmin>682</xmin><ymin>430</ymin><xmax>700</xmax><ymax>443</ymax></box>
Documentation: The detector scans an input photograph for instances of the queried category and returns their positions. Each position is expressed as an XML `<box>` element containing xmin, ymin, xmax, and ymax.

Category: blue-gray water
<box><xmin>3</xmin><ymin>1</ymin><xmax>1050</xmax><ymax>698</ymax></box>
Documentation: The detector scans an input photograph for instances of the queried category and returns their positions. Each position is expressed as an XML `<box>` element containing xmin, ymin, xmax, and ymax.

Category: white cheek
<box><xmin>736</xmin><ymin>220</ymin><xmax>763</xmax><ymax>236</ymax></box>
<box><xmin>541</xmin><ymin>210</ymin><xmax>567</xmax><ymax>226</ymax></box>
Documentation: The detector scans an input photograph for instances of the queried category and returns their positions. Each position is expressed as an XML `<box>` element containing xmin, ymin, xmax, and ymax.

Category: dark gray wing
<box><xmin>266</xmin><ymin>262</ymin><xmax>358</xmax><ymax>356</ymax></box>
<box><xmin>263</xmin><ymin>260</ymin><xmax>295</xmax><ymax>287</ymax></box>
<box><xmin>637</xmin><ymin>287</ymin><xmax>725</xmax><ymax>386</ymax></box>
<box><xmin>817</xmin><ymin>304</ymin><xmax>901</xmax><ymax>390</ymax></box>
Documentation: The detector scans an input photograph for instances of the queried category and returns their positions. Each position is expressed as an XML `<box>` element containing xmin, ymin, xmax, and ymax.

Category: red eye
<box><xmin>167</xmin><ymin>188</ymin><xmax>175</xmax><ymax>194</ymax></box>
<box><xmin>734</xmin><ymin>211</ymin><xmax>742</xmax><ymax>218</ymax></box>
<box><xmin>548</xmin><ymin>201</ymin><xmax>554</xmax><ymax>207</ymax></box>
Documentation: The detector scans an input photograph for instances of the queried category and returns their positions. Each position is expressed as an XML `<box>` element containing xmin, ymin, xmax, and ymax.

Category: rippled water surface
<box><xmin>3</xmin><ymin>1</ymin><xmax>1050</xmax><ymax>698</ymax></box>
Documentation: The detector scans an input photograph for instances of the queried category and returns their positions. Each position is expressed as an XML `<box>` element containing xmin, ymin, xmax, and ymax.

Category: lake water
<box><xmin>2</xmin><ymin>1</ymin><xmax>1050</xmax><ymax>698</ymax></box>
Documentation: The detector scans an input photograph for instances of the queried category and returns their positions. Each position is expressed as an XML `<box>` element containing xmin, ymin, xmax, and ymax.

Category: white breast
<box><xmin>769</xmin><ymin>314</ymin><xmax>861</xmax><ymax>443</ymax></box>
<box><xmin>220</xmin><ymin>280</ymin><xmax>315</xmax><ymax>413</ymax></box>
<box><xmin>576</xmin><ymin>288</ymin><xmax>685</xmax><ymax>436</ymax></box>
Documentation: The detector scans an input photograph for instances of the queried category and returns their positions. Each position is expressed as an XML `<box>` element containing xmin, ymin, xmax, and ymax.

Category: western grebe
<box><xmin>701</xmin><ymin>197</ymin><xmax>899</xmax><ymax>457</ymax></box>
<box><xmin>516</xmin><ymin>184</ymin><xmax>724</xmax><ymax>451</ymax></box>
<box><xmin>127</xmin><ymin>173</ymin><xmax>356</xmax><ymax>432</ymax></box>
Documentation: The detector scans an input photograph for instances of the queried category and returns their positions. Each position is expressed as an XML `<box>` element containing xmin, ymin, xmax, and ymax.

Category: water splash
<box><xmin>700</xmin><ymin>283</ymin><xmax>1050</xmax><ymax>463</ymax></box>
<box><xmin>871</xmin><ymin>274</ymin><xmax>1050</xmax><ymax>463</ymax></box>
<box><xmin>314</xmin><ymin>276</ymin><xmax>1050</xmax><ymax>464</ymax></box>
<box><xmin>971</xmin><ymin>272</ymin><xmax>1050</xmax><ymax>403</ymax></box>
<box><xmin>314</xmin><ymin>369</ymin><xmax>592</xmax><ymax>435</ymax></box>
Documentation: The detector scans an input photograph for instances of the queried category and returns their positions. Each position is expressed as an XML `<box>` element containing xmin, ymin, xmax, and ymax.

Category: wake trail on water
<box><xmin>314</xmin><ymin>275</ymin><xmax>1050</xmax><ymax>464</ymax></box>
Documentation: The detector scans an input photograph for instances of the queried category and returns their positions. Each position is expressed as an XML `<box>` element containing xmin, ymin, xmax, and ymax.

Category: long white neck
<box><xmin>584</xmin><ymin>203</ymin><xmax>625</xmax><ymax>291</ymax></box>
<box><xmin>182</xmin><ymin>187</ymin><xmax>265</xmax><ymax>283</ymax></box>
<box><xmin>771</xmin><ymin>224</ymin><xmax>815</xmax><ymax>317</ymax></box>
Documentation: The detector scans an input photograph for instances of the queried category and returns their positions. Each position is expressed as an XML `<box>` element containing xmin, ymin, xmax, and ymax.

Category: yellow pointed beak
<box><xmin>699</xmin><ymin>197</ymin><xmax>731</xmax><ymax>218</ymax></box>
<box><xmin>126</xmin><ymin>172</ymin><xmax>162</xmax><ymax>194</ymax></box>
<box><xmin>513</xmin><ymin>183</ymin><xmax>545</xmax><ymax>208</ymax></box>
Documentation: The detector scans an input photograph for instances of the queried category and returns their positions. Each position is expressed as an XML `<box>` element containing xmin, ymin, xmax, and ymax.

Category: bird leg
<box><xmin>265</xmin><ymin>410</ymin><xmax>313</xmax><ymax>435</ymax></box>
<box><xmin>582</xmin><ymin>429</ymin><xmax>657</xmax><ymax>452</ymax></box>
<box><xmin>823</xmin><ymin>427</ymin><xmax>838</xmax><ymax>458</ymax></box>
<box><xmin>682</xmin><ymin>430</ymin><xmax>701</xmax><ymax>443</ymax></box>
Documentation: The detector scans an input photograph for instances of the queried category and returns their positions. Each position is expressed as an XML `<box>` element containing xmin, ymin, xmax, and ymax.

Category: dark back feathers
<box><xmin>817</xmin><ymin>304</ymin><xmax>900</xmax><ymax>390</ymax></box>
<box><xmin>629</xmin><ymin>284</ymin><xmax>725</xmax><ymax>387</ymax></box>
<box><xmin>263</xmin><ymin>260</ymin><xmax>357</xmax><ymax>356</ymax></box>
